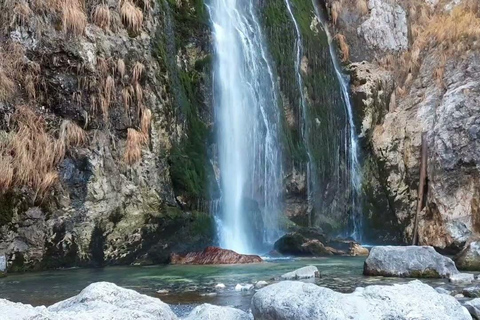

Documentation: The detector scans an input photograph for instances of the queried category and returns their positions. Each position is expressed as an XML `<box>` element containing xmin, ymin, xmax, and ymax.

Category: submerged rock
<box><xmin>364</xmin><ymin>246</ymin><xmax>458</xmax><ymax>278</ymax></box>
<box><xmin>251</xmin><ymin>280</ymin><xmax>470</xmax><ymax>320</ymax></box>
<box><xmin>215</xmin><ymin>283</ymin><xmax>226</xmax><ymax>290</ymax></box>
<box><xmin>463</xmin><ymin>286</ymin><xmax>480</xmax><ymax>298</ymax></box>
<box><xmin>185</xmin><ymin>304</ymin><xmax>250</xmax><ymax>320</ymax></box>
<box><xmin>464</xmin><ymin>298</ymin><xmax>480</xmax><ymax>319</ymax></box>
<box><xmin>170</xmin><ymin>246</ymin><xmax>262</xmax><ymax>265</ymax></box>
<box><xmin>235</xmin><ymin>284</ymin><xmax>254</xmax><ymax>291</ymax></box>
<box><xmin>0</xmin><ymin>255</ymin><xmax>6</xmax><ymax>277</ymax></box>
<box><xmin>456</xmin><ymin>242</ymin><xmax>480</xmax><ymax>271</ymax></box>
<box><xmin>255</xmin><ymin>281</ymin><xmax>269</xmax><ymax>289</ymax></box>
<box><xmin>0</xmin><ymin>282</ymin><xmax>178</xmax><ymax>320</ymax></box>
<box><xmin>281</xmin><ymin>266</ymin><xmax>319</xmax><ymax>280</ymax></box>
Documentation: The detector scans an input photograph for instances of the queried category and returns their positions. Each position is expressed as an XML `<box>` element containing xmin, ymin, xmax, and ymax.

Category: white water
<box><xmin>312</xmin><ymin>2</ymin><xmax>363</xmax><ymax>241</ymax></box>
<box><xmin>208</xmin><ymin>0</ymin><xmax>284</xmax><ymax>253</ymax></box>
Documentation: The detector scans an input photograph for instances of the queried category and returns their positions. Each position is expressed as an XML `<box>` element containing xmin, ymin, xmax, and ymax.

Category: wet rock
<box><xmin>456</xmin><ymin>242</ymin><xmax>480</xmax><ymax>271</ymax></box>
<box><xmin>281</xmin><ymin>266</ymin><xmax>319</xmax><ymax>280</ymax></box>
<box><xmin>0</xmin><ymin>255</ymin><xmax>6</xmax><ymax>277</ymax></box>
<box><xmin>364</xmin><ymin>246</ymin><xmax>458</xmax><ymax>278</ymax></box>
<box><xmin>464</xmin><ymin>298</ymin><xmax>480</xmax><ymax>319</ymax></box>
<box><xmin>0</xmin><ymin>282</ymin><xmax>178</xmax><ymax>320</ymax></box>
<box><xmin>184</xmin><ymin>304</ymin><xmax>250</xmax><ymax>320</ymax></box>
<box><xmin>170</xmin><ymin>247</ymin><xmax>262</xmax><ymax>265</ymax></box>
<box><xmin>435</xmin><ymin>287</ymin><xmax>452</xmax><ymax>295</ymax></box>
<box><xmin>235</xmin><ymin>284</ymin><xmax>254</xmax><ymax>291</ymax></box>
<box><xmin>156</xmin><ymin>289</ymin><xmax>169</xmax><ymax>294</ymax></box>
<box><xmin>251</xmin><ymin>280</ymin><xmax>471</xmax><ymax>320</ymax></box>
<box><xmin>255</xmin><ymin>281</ymin><xmax>268</xmax><ymax>289</ymax></box>
<box><xmin>215</xmin><ymin>283</ymin><xmax>226</xmax><ymax>290</ymax></box>
<box><xmin>463</xmin><ymin>286</ymin><xmax>480</xmax><ymax>298</ymax></box>
<box><xmin>450</xmin><ymin>273</ymin><xmax>475</xmax><ymax>284</ymax></box>
<box><xmin>273</xmin><ymin>228</ymin><xmax>366</xmax><ymax>257</ymax></box>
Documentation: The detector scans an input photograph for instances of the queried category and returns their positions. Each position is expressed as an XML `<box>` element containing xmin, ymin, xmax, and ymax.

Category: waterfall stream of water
<box><xmin>312</xmin><ymin>1</ymin><xmax>363</xmax><ymax>241</ymax></box>
<box><xmin>208</xmin><ymin>0</ymin><xmax>284</xmax><ymax>254</ymax></box>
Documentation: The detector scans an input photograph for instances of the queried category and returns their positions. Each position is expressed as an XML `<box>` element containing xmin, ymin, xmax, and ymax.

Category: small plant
<box><xmin>132</xmin><ymin>61</ymin><xmax>144</xmax><ymax>83</ymax></box>
<box><xmin>122</xmin><ymin>85</ymin><xmax>133</xmax><ymax>111</ymax></box>
<box><xmin>140</xmin><ymin>108</ymin><xmax>151</xmax><ymax>136</ymax></box>
<box><xmin>356</xmin><ymin>0</ymin><xmax>368</xmax><ymax>16</ymax></box>
<box><xmin>117</xmin><ymin>58</ymin><xmax>125</xmax><ymax>78</ymax></box>
<box><xmin>60</xmin><ymin>119</ymin><xmax>87</xmax><ymax>147</ymax></box>
<box><xmin>62</xmin><ymin>0</ymin><xmax>87</xmax><ymax>36</ymax></box>
<box><xmin>0</xmin><ymin>68</ymin><xmax>15</xmax><ymax>102</ymax></box>
<box><xmin>335</xmin><ymin>34</ymin><xmax>349</xmax><ymax>62</ymax></box>
<box><xmin>120</xmin><ymin>0</ymin><xmax>143</xmax><ymax>34</ymax></box>
<box><xmin>124</xmin><ymin>128</ymin><xmax>145</xmax><ymax>165</ymax></box>
<box><xmin>92</xmin><ymin>4</ymin><xmax>111</xmax><ymax>30</ymax></box>
<box><xmin>331</xmin><ymin>1</ymin><xmax>342</xmax><ymax>25</ymax></box>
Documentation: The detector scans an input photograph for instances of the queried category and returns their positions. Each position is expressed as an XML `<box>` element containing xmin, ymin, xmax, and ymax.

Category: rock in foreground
<box><xmin>0</xmin><ymin>282</ymin><xmax>178</xmax><ymax>320</ymax></box>
<box><xmin>281</xmin><ymin>266</ymin><xmax>319</xmax><ymax>280</ymax></box>
<box><xmin>456</xmin><ymin>241</ymin><xmax>480</xmax><ymax>271</ymax></box>
<box><xmin>364</xmin><ymin>246</ymin><xmax>458</xmax><ymax>278</ymax></box>
<box><xmin>184</xmin><ymin>304</ymin><xmax>250</xmax><ymax>320</ymax></box>
<box><xmin>170</xmin><ymin>246</ymin><xmax>262</xmax><ymax>265</ymax></box>
<box><xmin>251</xmin><ymin>280</ymin><xmax>470</xmax><ymax>320</ymax></box>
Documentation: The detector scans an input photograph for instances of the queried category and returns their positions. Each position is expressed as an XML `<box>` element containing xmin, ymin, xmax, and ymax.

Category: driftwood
<box><xmin>413</xmin><ymin>132</ymin><xmax>428</xmax><ymax>245</ymax></box>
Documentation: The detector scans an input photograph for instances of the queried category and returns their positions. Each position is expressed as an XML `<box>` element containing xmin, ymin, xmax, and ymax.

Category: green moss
<box><xmin>409</xmin><ymin>269</ymin><xmax>441</xmax><ymax>278</ymax></box>
<box><xmin>154</xmin><ymin>0</ymin><xmax>215</xmax><ymax>201</ymax></box>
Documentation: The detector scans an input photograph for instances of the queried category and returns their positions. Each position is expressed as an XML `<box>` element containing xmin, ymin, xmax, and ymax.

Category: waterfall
<box><xmin>207</xmin><ymin>0</ymin><xmax>284</xmax><ymax>254</ymax></box>
<box><xmin>312</xmin><ymin>1</ymin><xmax>363</xmax><ymax>241</ymax></box>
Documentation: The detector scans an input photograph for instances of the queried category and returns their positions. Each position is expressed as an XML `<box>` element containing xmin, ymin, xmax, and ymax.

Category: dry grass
<box><xmin>62</xmin><ymin>0</ymin><xmax>87</xmax><ymax>36</ymax></box>
<box><xmin>120</xmin><ymin>0</ymin><xmax>143</xmax><ymax>34</ymax></box>
<box><xmin>117</xmin><ymin>58</ymin><xmax>125</xmax><ymax>78</ymax></box>
<box><xmin>122</xmin><ymin>85</ymin><xmax>133</xmax><ymax>111</ymax></box>
<box><xmin>335</xmin><ymin>33</ymin><xmax>349</xmax><ymax>62</ymax></box>
<box><xmin>124</xmin><ymin>128</ymin><xmax>145</xmax><ymax>165</ymax></box>
<box><xmin>60</xmin><ymin>119</ymin><xmax>87</xmax><ymax>147</ymax></box>
<box><xmin>12</xmin><ymin>1</ymin><xmax>33</xmax><ymax>26</ymax></box>
<box><xmin>0</xmin><ymin>69</ymin><xmax>16</xmax><ymax>102</ymax></box>
<box><xmin>331</xmin><ymin>1</ymin><xmax>342</xmax><ymax>25</ymax></box>
<box><xmin>0</xmin><ymin>106</ymin><xmax>65</xmax><ymax>199</ymax></box>
<box><xmin>140</xmin><ymin>108</ymin><xmax>151</xmax><ymax>136</ymax></box>
<box><xmin>132</xmin><ymin>61</ymin><xmax>144</xmax><ymax>83</ymax></box>
<box><xmin>356</xmin><ymin>0</ymin><xmax>368</xmax><ymax>15</ymax></box>
<box><xmin>92</xmin><ymin>4</ymin><xmax>111</xmax><ymax>30</ymax></box>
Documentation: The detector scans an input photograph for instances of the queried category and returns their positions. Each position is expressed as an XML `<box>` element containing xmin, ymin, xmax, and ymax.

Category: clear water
<box><xmin>208</xmin><ymin>0</ymin><xmax>284</xmax><ymax>253</ymax></box>
<box><xmin>0</xmin><ymin>257</ymin><xmax>457</xmax><ymax>317</ymax></box>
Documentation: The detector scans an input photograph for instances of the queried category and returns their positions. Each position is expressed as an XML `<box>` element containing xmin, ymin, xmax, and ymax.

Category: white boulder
<box><xmin>281</xmin><ymin>265</ymin><xmax>319</xmax><ymax>280</ymax></box>
<box><xmin>184</xmin><ymin>303</ymin><xmax>250</xmax><ymax>320</ymax></box>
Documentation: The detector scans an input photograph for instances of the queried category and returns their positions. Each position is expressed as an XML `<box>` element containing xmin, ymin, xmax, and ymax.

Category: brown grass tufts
<box><xmin>124</xmin><ymin>128</ymin><xmax>144</xmax><ymax>165</ymax></box>
<box><xmin>12</xmin><ymin>2</ymin><xmax>33</xmax><ymax>26</ymax></box>
<box><xmin>331</xmin><ymin>1</ymin><xmax>342</xmax><ymax>25</ymax></box>
<box><xmin>356</xmin><ymin>0</ymin><xmax>368</xmax><ymax>16</ymax></box>
<box><xmin>134</xmin><ymin>81</ymin><xmax>143</xmax><ymax>109</ymax></box>
<box><xmin>335</xmin><ymin>33</ymin><xmax>350</xmax><ymax>62</ymax></box>
<box><xmin>2</xmin><ymin>106</ymin><xmax>65</xmax><ymax>199</ymax></box>
<box><xmin>62</xmin><ymin>0</ymin><xmax>87</xmax><ymax>36</ymax></box>
<box><xmin>60</xmin><ymin>119</ymin><xmax>87</xmax><ymax>147</ymax></box>
<box><xmin>117</xmin><ymin>58</ymin><xmax>126</xmax><ymax>78</ymax></box>
<box><xmin>131</xmin><ymin>61</ymin><xmax>144</xmax><ymax>83</ymax></box>
<box><xmin>140</xmin><ymin>108</ymin><xmax>151</xmax><ymax>136</ymax></box>
<box><xmin>0</xmin><ymin>68</ymin><xmax>16</xmax><ymax>102</ymax></box>
<box><xmin>92</xmin><ymin>4</ymin><xmax>111</xmax><ymax>30</ymax></box>
<box><xmin>122</xmin><ymin>85</ymin><xmax>133</xmax><ymax>111</ymax></box>
<box><xmin>120</xmin><ymin>0</ymin><xmax>143</xmax><ymax>34</ymax></box>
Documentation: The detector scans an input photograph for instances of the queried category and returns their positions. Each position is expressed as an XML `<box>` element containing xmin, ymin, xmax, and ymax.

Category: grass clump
<box><xmin>92</xmin><ymin>4</ymin><xmax>111</xmax><ymax>30</ymax></box>
<box><xmin>120</xmin><ymin>0</ymin><xmax>143</xmax><ymax>34</ymax></box>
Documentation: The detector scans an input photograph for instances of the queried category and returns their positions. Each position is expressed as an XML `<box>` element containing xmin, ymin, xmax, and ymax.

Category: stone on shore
<box><xmin>251</xmin><ymin>280</ymin><xmax>471</xmax><ymax>320</ymax></box>
<box><xmin>255</xmin><ymin>281</ymin><xmax>268</xmax><ymax>289</ymax></box>
<box><xmin>455</xmin><ymin>242</ymin><xmax>480</xmax><ymax>271</ymax></box>
<box><xmin>0</xmin><ymin>282</ymin><xmax>178</xmax><ymax>320</ymax></box>
<box><xmin>364</xmin><ymin>246</ymin><xmax>458</xmax><ymax>278</ymax></box>
<box><xmin>281</xmin><ymin>266</ymin><xmax>319</xmax><ymax>280</ymax></box>
<box><xmin>184</xmin><ymin>304</ymin><xmax>250</xmax><ymax>320</ymax></box>
<box><xmin>170</xmin><ymin>246</ymin><xmax>262</xmax><ymax>265</ymax></box>
<box><xmin>235</xmin><ymin>284</ymin><xmax>254</xmax><ymax>291</ymax></box>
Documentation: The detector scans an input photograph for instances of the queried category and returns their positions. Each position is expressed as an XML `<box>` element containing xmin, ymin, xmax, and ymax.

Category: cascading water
<box><xmin>208</xmin><ymin>0</ymin><xmax>284</xmax><ymax>254</ymax></box>
<box><xmin>312</xmin><ymin>1</ymin><xmax>363</xmax><ymax>241</ymax></box>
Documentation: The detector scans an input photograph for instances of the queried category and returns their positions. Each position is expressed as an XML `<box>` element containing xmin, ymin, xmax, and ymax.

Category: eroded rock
<box><xmin>456</xmin><ymin>242</ymin><xmax>480</xmax><ymax>271</ymax></box>
<box><xmin>184</xmin><ymin>304</ymin><xmax>250</xmax><ymax>320</ymax></box>
<box><xmin>170</xmin><ymin>247</ymin><xmax>262</xmax><ymax>265</ymax></box>
<box><xmin>251</xmin><ymin>280</ymin><xmax>471</xmax><ymax>320</ymax></box>
<box><xmin>364</xmin><ymin>246</ymin><xmax>458</xmax><ymax>278</ymax></box>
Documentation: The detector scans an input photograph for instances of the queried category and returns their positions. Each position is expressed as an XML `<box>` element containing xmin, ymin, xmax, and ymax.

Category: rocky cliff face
<box><xmin>325</xmin><ymin>0</ymin><xmax>480</xmax><ymax>250</ymax></box>
<box><xmin>0</xmin><ymin>0</ymin><xmax>216</xmax><ymax>271</ymax></box>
